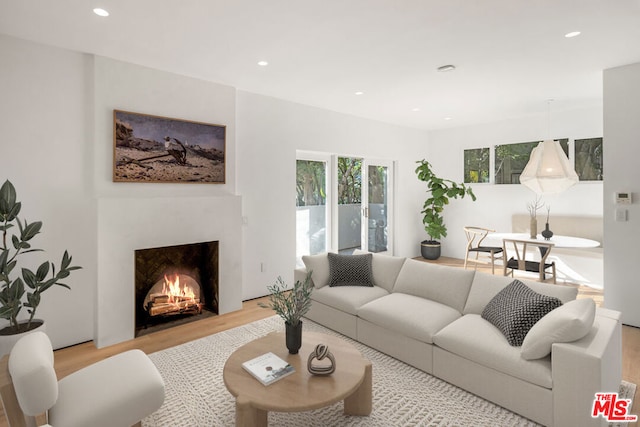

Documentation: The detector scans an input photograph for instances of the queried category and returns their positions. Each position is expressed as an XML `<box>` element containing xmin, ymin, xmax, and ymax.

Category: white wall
<box><xmin>427</xmin><ymin>108</ymin><xmax>604</xmax><ymax>286</ymax></box>
<box><xmin>236</xmin><ymin>91</ymin><xmax>428</xmax><ymax>300</ymax></box>
<box><xmin>603</xmin><ymin>62</ymin><xmax>640</xmax><ymax>327</ymax></box>
<box><xmin>0</xmin><ymin>35</ymin><xmax>95</xmax><ymax>348</ymax></box>
<box><xmin>0</xmin><ymin>35</ymin><xmax>245</xmax><ymax>349</ymax></box>
<box><xmin>1</xmin><ymin>34</ymin><xmax>430</xmax><ymax>348</ymax></box>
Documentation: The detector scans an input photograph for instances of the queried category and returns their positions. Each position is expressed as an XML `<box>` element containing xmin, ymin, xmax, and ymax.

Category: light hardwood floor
<box><xmin>1</xmin><ymin>257</ymin><xmax>638</xmax><ymax>426</ymax></box>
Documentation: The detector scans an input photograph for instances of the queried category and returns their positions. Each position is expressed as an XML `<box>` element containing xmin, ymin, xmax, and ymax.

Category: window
<box><xmin>463</xmin><ymin>148</ymin><xmax>490</xmax><ymax>183</ymax></box>
<box><xmin>494</xmin><ymin>139</ymin><xmax>569</xmax><ymax>184</ymax></box>
<box><xmin>575</xmin><ymin>137</ymin><xmax>603</xmax><ymax>181</ymax></box>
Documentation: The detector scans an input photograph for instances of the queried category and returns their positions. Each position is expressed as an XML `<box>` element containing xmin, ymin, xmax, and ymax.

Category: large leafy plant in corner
<box><xmin>415</xmin><ymin>160</ymin><xmax>476</xmax><ymax>242</ymax></box>
<box><xmin>0</xmin><ymin>180</ymin><xmax>81</xmax><ymax>335</ymax></box>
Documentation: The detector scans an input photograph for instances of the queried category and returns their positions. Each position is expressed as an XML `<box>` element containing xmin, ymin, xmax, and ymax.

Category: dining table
<box><xmin>483</xmin><ymin>232</ymin><xmax>601</xmax><ymax>249</ymax></box>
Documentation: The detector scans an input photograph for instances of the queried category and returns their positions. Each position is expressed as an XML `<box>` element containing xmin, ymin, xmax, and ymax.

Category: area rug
<box><xmin>142</xmin><ymin>316</ymin><xmax>635</xmax><ymax>427</ymax></box>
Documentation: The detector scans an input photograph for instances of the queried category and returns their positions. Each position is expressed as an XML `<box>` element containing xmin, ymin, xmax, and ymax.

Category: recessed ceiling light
<box><xmin>93</xmin><ymin>8</ymin><xmax>109</xmax><ymax>17</ymax></box>
<box><xmin>444</xmin><ymin>117</ymin><xmax>453</xmax><ymax>121</ymax></box>
<box><xmin>355</xmin><ymin>91</ymin><xmax>364</xmax><ymax>95</ymax></box>
<box><xmin>257</xmin><ymin>61</ymin><xmax>269</xmax><ymax>66</ymax></box>
<box><xmin>437</xmin><ymin>65</ymin><xmax>456</xmax><ymax>72</ymax></box>
<box><xmin>412</xmin><ymin>108</ymin><xmax>421</xmax><ymax>112</ymax></box>
<box><xmin>565</xmin><ymin>31</ymin><xmax>581</xmax><ymax>38</ymax></box>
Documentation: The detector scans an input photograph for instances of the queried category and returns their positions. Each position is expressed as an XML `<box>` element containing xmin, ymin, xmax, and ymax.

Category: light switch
<box><xmin>615</xmin><ymin>208</ymin><xmax>628</xmax><ymax>222</ymax></box>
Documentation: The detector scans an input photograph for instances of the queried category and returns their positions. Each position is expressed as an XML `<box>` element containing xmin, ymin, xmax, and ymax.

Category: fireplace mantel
<box><xmin>96</xmin><ymin>195</ymin><xmax>243</xmax><ymax>348</ymax></box>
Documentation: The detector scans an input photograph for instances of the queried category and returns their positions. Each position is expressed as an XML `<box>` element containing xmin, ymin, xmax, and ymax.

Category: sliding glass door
<box><xmin>336</xmin><ymin>157</ymin><xmax>363</xmax><ymax>254</ymax></box>
<box><xmin>296</xmin><ymin>155</ymin><xmax>330</xmax><ymax>265</ymax></box>
<box><xmin>296</xmin><ymin>152</ymin><xmax>393</xmax><ymax>262</ymax></box>
<box><xmin>365</xmin><ymin>160</ymin><xmax>392</xmax><ymax>254</ymax></box>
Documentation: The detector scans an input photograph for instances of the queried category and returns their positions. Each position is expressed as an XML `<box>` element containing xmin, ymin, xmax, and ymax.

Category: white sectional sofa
<box><xmin>294</xmin><ymin>251</ymin><xmax>622</xmax><ymax>427</ymax></box>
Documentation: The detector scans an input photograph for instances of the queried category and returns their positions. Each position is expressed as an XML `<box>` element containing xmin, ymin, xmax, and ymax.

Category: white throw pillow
<box><xmin>302</xmin><ymin>253</ymin><xmax>331</xmax><ymax>288</ymax></box>
<box><xmin>520</xmin><ymin>298</ymin><xmax>596</xmax><ymax>360</ymax></box>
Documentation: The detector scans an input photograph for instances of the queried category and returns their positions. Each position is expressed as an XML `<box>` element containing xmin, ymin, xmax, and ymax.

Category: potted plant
<box><xmin>415</xmin><ymin>160</ymin><xmax>476</xmax><ymax>260</ymax></box>
<box><xmin>0</xmin><ymin>180</ymin><xmax>81</xmax><ymax>354</ymax></box>
<box><xmin>260</xmin><ymin>272</ymin><xmax>313</xmax><ymax>354</ymax></box>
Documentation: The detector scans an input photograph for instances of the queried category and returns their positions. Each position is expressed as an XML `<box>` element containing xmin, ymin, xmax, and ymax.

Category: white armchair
<box><xmin>0</xmin><ymin>331</ymin><xmax>165</xmax><ymax>427</ymax></box>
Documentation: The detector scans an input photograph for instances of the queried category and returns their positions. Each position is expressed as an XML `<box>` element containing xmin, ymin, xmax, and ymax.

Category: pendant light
<box><xmin>519</xmin><ymin>100</ymin><xmax>578</xmax><ymax>194</ymax></box>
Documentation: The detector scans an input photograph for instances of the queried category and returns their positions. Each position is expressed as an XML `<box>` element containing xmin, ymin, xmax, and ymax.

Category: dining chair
<box><xmin>502</xmin><ymin>238</ymin><xmax>556</xmax><ymax>283</ymax></box>
<box><xmin>463</xmin><ymin>226</ymin><xmax>504</xmax><ymax>274</ymax></box>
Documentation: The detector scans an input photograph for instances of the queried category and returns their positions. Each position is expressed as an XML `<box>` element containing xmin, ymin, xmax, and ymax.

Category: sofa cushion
<box><xmin>310</xmin><ymin>285</ymin><xmax>388</xmax><ymax>315</ymax></box>
<box><xmin>328</xmin><ymin>253</ymin><xmax>374</xmax><ymax>287</ymax></box>
<box><xmin>521</xmin><ymin>297</ymin><xmax>596</xmax><ymax>360</ymax></box>
<box><xmin>433</xmin><ymin>314</ymin><xmax>553</xmax><ymax>389</ymax></box>
<box><xmin>392</xmin><ymin>259</ymin><xmax>475</xmax><ymax>313</ymax></box>
<box><xmin>481</xmin><ymin>280</ymin><xmax>562</xmax><ymax>346</ymax></box>
<box><xmin>464</xmin><ymin>271</ymin><xmax>577</xmax><ymax>315</ymax></box>
<box><xmin>357</xmin><ymin>293</ymin><xmax>461</xmax><ymax>343</ymax></box>
<box><xmin>302</xmin><ymin>253</ymin><xmax>331</xmax><ymax>288</ymax></box>
<box><xmin>353</xmin><ymin>249</ymin><xmax>406</xmax><ymax>292</ymax></box>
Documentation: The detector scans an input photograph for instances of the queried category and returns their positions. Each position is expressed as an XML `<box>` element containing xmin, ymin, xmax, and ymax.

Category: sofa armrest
<box><xmin>551</xmin><ymin>309</ymin><xmax>622</xmax><ymax>427</ymax></box>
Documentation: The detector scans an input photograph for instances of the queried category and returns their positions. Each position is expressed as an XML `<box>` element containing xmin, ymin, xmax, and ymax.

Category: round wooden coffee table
<box><xmin>223</xmin><ymin>330</ymin><xmax>372</xmax><ymax>427</ymax></box>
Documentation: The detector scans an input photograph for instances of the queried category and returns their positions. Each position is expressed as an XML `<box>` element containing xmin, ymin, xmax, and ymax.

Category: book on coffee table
<box><xmin>242</xmin><ymin>352</ymin><xmax>295</xmax><ymax>386</ymax></box>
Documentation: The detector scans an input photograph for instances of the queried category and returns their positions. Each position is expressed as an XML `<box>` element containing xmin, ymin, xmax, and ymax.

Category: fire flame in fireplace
<box><xmin>145</xmin><ymin>274</ymin><xmax>203</xmax><ymax>317</ymax></box>
<box><xmin>162</xmin><ymin>274</ymin><xmax>196</xmax><ymax>302</ymax></box>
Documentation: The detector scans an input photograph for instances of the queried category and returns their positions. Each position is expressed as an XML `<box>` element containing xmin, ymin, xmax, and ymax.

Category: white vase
<box><xmin>0</xmin><ymin>319</ymin><xmax>46</xmax><ymax>357</ymax></box>
<box><xmin>529</xmin><ymin>218</ymin><xmax>538</xmax><ymax>239</ymax></box>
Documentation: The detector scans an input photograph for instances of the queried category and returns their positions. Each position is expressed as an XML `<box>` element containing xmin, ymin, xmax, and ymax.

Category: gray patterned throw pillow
<box><xmin>481</xmin><ymin>279</ymin><xmax>562</xmax><ymax>346</ymax></box>
<box><xmin>327</xmin><ymin>253</ymin><xmax>374</xmax><ymax>287</ymax></box>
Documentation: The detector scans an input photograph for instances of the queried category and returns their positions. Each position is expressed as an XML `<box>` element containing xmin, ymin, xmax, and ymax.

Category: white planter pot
<box><xmin>0</xmin><ymin>319</ymin><xmax>46</xmax><ymax>357</ymax></box>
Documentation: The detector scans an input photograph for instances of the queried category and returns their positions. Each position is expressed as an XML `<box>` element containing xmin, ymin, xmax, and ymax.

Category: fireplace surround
<box><xmin>96</xmin><ymin>195</ymin><xmax>243</xmax><ymax>348</ymax></box>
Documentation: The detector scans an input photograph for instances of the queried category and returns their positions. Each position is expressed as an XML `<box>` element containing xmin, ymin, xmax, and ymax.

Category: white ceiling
<box><xmin>2</xmin><ymin>0</ymin><xmax>640</xmax><ymax>130</ymax></box>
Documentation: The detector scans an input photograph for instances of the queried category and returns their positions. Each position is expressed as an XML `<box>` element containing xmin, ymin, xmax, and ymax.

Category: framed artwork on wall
<box><xmin>113</xmin><ymin>110</ymin><xmax>226</xmax><ymax>183</ymax></box>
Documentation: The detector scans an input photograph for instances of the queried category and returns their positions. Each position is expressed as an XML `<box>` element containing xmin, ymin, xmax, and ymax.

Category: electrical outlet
<box><xmin>260</xmin><ymin>262</ymin><xmax>266</xmax><ymax>272</ymax></box>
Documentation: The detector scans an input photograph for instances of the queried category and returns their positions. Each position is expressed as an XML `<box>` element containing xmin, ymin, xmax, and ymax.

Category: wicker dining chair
<box><xmin>463</xmin><ymin>226</ymin><xmax>504</xmax><ymax>274</ymax></box>
<box><xmin>502</xmin><ymin>238</ymin><xmax>556</xmax><ymax>283</ymax></box>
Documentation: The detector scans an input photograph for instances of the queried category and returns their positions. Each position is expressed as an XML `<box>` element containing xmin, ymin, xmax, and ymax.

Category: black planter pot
<box><xmin>421</xmin><ymin>240</ymin><xmax>441</xmax><ymax>260</ymax></box>
<box><xmin>285</xmin><ymin>321</ymin><xmax>303</xmax><ymax>354</ymax></box>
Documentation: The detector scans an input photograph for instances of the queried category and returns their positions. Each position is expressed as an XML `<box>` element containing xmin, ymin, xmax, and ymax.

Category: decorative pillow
<box><xmin>481</xmin><ymin>279</ymin><xmax>562</xmax><ymax>346</ymax></box>
<box><xmin>302</xmin><ymin>253</ymin><xmax>331</xmax><ymax>288</ymax></box>
<box><xmin>521</xmin><ymin>298</ymin><xmax>596</xmax><ymax>360</ymax></box>
<box><xmin>327</xmin><ymin>253</ymin><xmax>374</xmax><ymax>287</ymax></box>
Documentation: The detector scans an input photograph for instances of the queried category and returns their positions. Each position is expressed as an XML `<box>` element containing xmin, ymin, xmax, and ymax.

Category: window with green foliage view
<box><xmin>464</xmin><ymin>148</ymin><xmax>490</xmax><ymax>183</ymax></box>
<box><xmin>575</xmin><ymin>137</ymin><xmax>603</xmax><ymax>181</ymax></box>
<box><xmin>494</xmin><ymin>139</ymin><xmax>569</xmax><ymax>184</ymax></box>
<box><xmin>296</xmin><ymin>160</ymin><xmax>326</xmax><ymax>206</ymax></box>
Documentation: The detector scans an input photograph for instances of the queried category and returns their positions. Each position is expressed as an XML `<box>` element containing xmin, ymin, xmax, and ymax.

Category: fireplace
<box><xmin>135</xmin><ymin>241</ymin><xmax>218</xmax><ymax>336</ymax></box>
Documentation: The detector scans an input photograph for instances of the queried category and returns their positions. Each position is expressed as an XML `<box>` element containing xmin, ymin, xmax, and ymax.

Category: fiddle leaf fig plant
<box><xmin>415</xmin><ymin>159</ymin><xmax>476</xmax><ymax>242</ymax></box>
<box><xmin>0</xmin><ymin>180</ymin><xmax>82</xmax><ymax>335</ymax></box>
